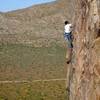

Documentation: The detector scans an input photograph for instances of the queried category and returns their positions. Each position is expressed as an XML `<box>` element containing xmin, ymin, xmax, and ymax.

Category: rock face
<box><xmin>67</xmin><ymin>0</ymin><xmax>100</xmax><ymax>100</ymax></box>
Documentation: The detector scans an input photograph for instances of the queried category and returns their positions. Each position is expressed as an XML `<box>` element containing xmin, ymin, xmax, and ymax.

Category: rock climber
<box><xmin>64</xmin><ymin>21</ymin><xmax>73</xmax><ymax>64</ymax></box>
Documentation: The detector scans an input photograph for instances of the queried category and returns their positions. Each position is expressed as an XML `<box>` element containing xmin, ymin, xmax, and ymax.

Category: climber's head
<box><xmin>65</xmin><ymin>21</ymin><xmax>69</xmax><ymax>25</ymax></box>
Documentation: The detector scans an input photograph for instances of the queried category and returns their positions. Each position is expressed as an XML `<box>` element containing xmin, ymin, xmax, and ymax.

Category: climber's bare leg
<box><xmin>66</xmin><ymin>48</ymin><xmax>73</xmax><ymax>64</ymax></box>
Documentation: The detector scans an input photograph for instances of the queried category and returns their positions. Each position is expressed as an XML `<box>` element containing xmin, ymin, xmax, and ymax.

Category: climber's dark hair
<box><xmin>65</xmin><ymin>21</ymin><xmax>69</xmax><ymax>25</ymax></box>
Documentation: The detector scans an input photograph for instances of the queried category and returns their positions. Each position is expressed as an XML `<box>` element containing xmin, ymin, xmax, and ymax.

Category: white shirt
<box><xmin>64</xmin><ymin>24</ymin><xmax>72</xmax><ymax>33</ymax></box>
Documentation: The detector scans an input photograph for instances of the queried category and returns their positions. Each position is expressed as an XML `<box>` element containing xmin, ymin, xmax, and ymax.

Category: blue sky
<box><xmin>0</xmin><ymin>0</ymin><xmax>55</xmax><ymax>12</ymax></box>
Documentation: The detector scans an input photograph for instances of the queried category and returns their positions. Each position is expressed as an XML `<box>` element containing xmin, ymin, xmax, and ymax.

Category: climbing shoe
<box><xmin>66</xmin><ymin>60</ymin><xmax>71</xmax><ymax>64</ymax></box>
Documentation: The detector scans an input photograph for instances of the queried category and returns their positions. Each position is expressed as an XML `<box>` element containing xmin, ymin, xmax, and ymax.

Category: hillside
<box><xmin>0</xmin><ymin>0</ymin><xmax>74</xmax><ymax>46</ymax></box>
<box><xmin>0</xmin><ymin>0</ymin><xmax>73</xmax><ymax>81</ymax></box>
<box><xmin>0</xmin><ymin>1</ymin><xmax>71</xmax><ymax>99</ymax></box>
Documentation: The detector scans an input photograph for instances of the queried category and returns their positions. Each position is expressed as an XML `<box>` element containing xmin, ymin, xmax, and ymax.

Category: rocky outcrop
<box><xmin>67</xmin><ymin>0</ymin><xmax>100</xmax><ymax>100</ymax></box>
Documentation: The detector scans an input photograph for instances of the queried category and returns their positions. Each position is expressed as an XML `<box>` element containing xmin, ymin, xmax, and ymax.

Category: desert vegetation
<box><xmin>0</xmin><ymin>80</ymin><xmax>68</xmax><ymax>100</ymax></box>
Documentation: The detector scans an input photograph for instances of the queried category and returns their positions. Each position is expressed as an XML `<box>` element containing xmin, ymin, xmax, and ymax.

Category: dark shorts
<box><xmin>64</xmin><ymin>32</ymin><xmax>73</xmax><ymax>48</ymax></box>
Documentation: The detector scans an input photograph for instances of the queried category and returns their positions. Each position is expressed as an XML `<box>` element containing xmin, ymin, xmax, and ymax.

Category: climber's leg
<box><xmin>66</xmin><ymin>47</ymin><xmax>73</xmax><ymax>64</ymax></box>
<box><xmin>66</xmin><ymin>39</ymin><xmax>73</xmax><ymax>64</ymax></box>
<box><xmin>64</xmin><ymin>33</ymin><xmax>73</xmax><ymax>64</ymax></box>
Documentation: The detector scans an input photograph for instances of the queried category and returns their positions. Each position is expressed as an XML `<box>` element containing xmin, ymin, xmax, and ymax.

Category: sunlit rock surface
<box><xmin>67</xmin><ymin>0</ymin><xmax>100</xmax><ymax>100</ymax></box>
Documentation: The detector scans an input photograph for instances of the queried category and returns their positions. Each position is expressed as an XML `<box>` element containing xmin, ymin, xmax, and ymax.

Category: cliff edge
<box><xmin>67</xmin><ymin>0</ymin><xmax>100</xmax><ymax>100</ymax></box>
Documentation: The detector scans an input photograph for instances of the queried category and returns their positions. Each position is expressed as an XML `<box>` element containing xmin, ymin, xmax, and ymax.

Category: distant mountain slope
<box><xmin>0</xmin><ymin>0</ymin><xmax>74</xmax><ymax>46</ymax></box>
